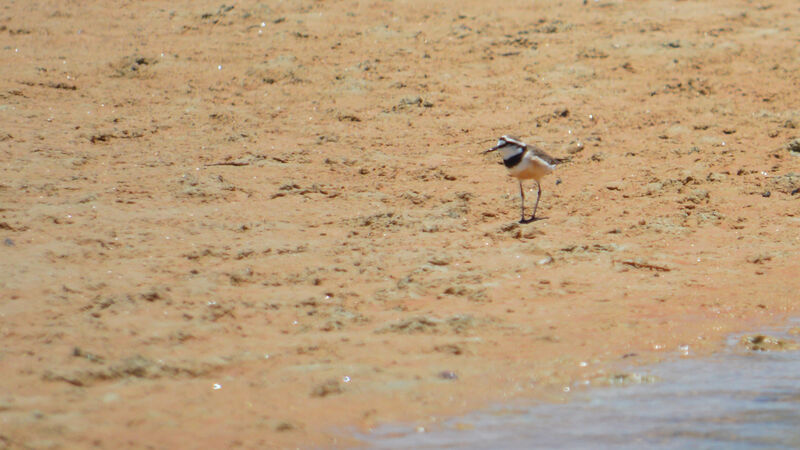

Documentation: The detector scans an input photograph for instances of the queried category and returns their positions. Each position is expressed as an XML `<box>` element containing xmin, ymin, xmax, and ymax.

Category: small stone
<box><xmin>788</xmin><ymin>138</ymin><xmax>800</xmax><ymax>153</ymax></box>
<box><xmin>311</xmin><ymin>379</ymin><xmax>343</xmax><ymax>397</ymax></box>
<box><xmin>565</xmin><ymin>140</ymin><xmax>584</xmax><ymax>154</ymax></box>
<box><xmin>275</xmin><ymin>421</ymin><xmax>296</xmax><ymax>431</ymax></box>
<box><xmin>429</xmin><ymin>255</ymin><xmax>451</xmax><ymax>266</ymax></box>
<box><xmin>395</xmin><ymin>96</ymin><xmax>433</xmax><ymax>109</ymax></box>
<box><xmin>685</xmin><ymin>189</ymin><xmax>709</xmax><ymax>204</ymax></box>
<box><xmin>747</xmin><ymin>253</ymin><xmax>772</xmax><ymax>264</ymax></box>
<box><xmin>762</xmin><ymin>191</ymin><xmax>771</xmax><ymax>198</ymax></box>
<box><xmin>438</xmin><ymin>370</ymin><xmax>458</xmax><ymax>380</ymax></box>
<box><xmin>645</xmin><ymin>182</ymin><xmax>663</xmax><ymax>195</ymax></box>
<box><xmin>139</xmin><ymin>286</ymin><xmax>170</xmax><ymax>303</ymax></box>
<box><xmin>443</xmin><ymin>286</ymin><xmax>467</xmax><ymax>296</ymax></box>
<box><xmin>421</xmin><ymin>222</ymin><xmax>440</xmax><ymax>233</ymax></box>
<box><xmin>605</xmin><ymin>181</ymin><xmax>624</xmax><ymax>191</ymax></box>
<box><xmin>590</xmin><ymin>152</ymin><xmax>605</xmax><ymax>162</ymax></box>
<box><xmin>433</xmin><ymin>344</ymin><xmax>464</xmax><ymax>355</ymax></box>
<box><xmin>679</xmin><ymin>169</ymin><xmax>699</xmax><ymax>184</ymax></box>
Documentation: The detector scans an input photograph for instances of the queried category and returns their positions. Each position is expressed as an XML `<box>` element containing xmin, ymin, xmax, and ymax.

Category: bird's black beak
<box><xmin>483</xmin><ymin>144</ymin><xmax>500</xmax><ymax>154</ymax></box>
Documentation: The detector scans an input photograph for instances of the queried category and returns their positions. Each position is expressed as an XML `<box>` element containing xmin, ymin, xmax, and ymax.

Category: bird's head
<box><xmin>483</xmin><ymin>135</ymin><xmax>510</xmax><ymax>154</ymax></box>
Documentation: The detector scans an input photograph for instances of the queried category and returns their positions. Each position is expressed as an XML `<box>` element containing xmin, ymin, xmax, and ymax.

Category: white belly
<box><xmin>508</xmin><ymin>153</ymin><xmax>555</xmax><ymax>181</ymax></box>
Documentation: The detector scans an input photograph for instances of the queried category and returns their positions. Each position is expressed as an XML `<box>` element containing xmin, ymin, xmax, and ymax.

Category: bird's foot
<box><xmin>519</xmin><ymin>216</ymin><xmax>545</xmax><ymax>224</ymax></box>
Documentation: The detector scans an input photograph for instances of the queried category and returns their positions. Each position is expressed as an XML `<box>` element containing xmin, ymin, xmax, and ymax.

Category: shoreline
<box><xmin>360</xmin><ymin>321</ymin><xmax>800</xmax><ymax>448</ymax></box>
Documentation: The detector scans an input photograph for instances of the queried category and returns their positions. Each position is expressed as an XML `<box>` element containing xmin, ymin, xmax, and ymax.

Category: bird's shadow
<box><xmin>519</xmin><ymin>216</ymin><xmax>547</xmax><ymax>224</ymax></box>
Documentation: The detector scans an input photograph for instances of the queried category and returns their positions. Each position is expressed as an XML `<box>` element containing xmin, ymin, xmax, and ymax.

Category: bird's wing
<box><xmin>528</xmin><ymin>145</ymin><xmax>565</xmax><ymax>165</ymax></box>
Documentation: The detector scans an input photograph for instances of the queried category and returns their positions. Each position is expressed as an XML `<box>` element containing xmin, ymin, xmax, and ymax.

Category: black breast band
<box><xmin>503</xmin><ymin>151</ymin><xmax>524</xmax><ymax>168</ymax></box>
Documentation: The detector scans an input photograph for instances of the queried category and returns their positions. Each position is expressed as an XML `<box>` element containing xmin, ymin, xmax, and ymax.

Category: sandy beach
<box><xmin>1</xmin><ymin>0</ymin><xmax>799</xmax><ymax>447</ymax></box>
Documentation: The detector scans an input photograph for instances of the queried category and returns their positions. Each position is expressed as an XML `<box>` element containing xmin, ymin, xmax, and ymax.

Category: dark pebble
<box><xmin>762</xmin><ymin>191</ymin><xmax>771</xmax><ymax>198</ymax></box>
<box><xmin>3</xmin><ymin>238</ymin><xmax>13</xmax><ymax>246</ymax></box>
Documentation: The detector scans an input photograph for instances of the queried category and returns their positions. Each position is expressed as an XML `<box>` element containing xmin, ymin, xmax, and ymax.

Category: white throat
<box><xmin>498</xmin><ymin>145</ymin><xmax>524</xmax><ymax>160</ymax></box>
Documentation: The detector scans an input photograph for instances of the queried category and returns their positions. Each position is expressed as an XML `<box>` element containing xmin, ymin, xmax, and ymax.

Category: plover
<box><xmin>483</xmin><ymin>135</ymin><xmax>563</xmax><ymax>223</ymax></box>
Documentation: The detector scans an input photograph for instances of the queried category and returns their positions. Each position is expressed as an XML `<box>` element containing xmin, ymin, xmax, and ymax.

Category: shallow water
<box><xmin>363</xmin><ymin>328</ymin><xmax>800</xmax><ymax>449</ymax></box>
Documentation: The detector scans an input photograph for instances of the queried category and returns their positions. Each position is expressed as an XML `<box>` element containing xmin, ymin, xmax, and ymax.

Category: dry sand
<box><xmin>1</xmin><ymin>0</ymin><xmax>799</xmax><ymax>447</ymax></box>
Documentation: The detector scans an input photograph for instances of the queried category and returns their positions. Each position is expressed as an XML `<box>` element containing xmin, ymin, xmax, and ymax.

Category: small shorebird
<box><xmin>483</xmin><ymin>135</ymin><xmax>563</xmax><ymax>223</ymax></box>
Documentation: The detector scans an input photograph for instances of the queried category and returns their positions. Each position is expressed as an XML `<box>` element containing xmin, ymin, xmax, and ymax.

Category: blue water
<box><xmin>362</xmin><ymin>328</ymin><xmax>800</xmax><ymax>449</ymax></box>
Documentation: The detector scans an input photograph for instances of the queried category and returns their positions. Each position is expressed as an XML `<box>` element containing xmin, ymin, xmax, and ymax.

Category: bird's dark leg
<box><xmin>518</xmin><ymin>180</ymin><xmax>527</xmax><ymax>223</ymax></box>
<box><xmin>531</xmin><ymin>180</ymin><xmax>542</xmax><ymax>220</ymax></box>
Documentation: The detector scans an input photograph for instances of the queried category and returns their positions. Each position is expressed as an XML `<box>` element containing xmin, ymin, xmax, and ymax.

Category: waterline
<box><xmin>363</xmin><ymin>326</ymin><xmax>800</xmax><ymax>449</ymax></box>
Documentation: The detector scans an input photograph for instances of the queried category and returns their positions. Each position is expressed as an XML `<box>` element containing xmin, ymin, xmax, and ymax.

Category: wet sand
<box><xmin>1</xmin><ymin>0</ymin><xmax>799</xmax><ymax>447</ymax></box>
<box><xmin>364</xmin><ymin>328</ymin><xmax>800</xmax><ymax>448</ymax></box>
